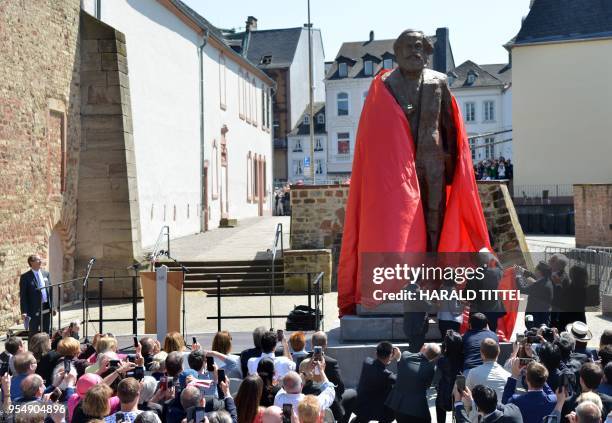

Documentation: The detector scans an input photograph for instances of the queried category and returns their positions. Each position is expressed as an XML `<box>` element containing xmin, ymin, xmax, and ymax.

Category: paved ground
<box><xmin>154</xmin><ymin>216</ymin><xmax>291</xmax><ymax>261</ymax></box>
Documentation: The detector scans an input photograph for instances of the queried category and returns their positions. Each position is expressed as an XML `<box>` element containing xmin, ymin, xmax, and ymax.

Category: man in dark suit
<box><xmin>347</xmin><ymin>341</ymin><xmax>399</xmax><ymax>423</ymax></box>
<box><xmin>385</xmin><ymin>343</ymin><xmax>441</xmax><ymax>423</ymax></box>
<box><xmin>454</xmin><ymin>385</ymin><xmax>523</xmax><ymax>423</ymax></box>
<box><xmin>515</xmin><ymin>261</ymin><xmax>554</xmax><ymax>328</ymax></box>
<box><xmin>467</xmin><ymin>250</ymin><xmax>505</xmax><ymax>332</ymax></box>
<box><xmin>19</xmin><ymin>255</ymin><xmax>53</xmax><ymax>335</ymax></box>
<box><xmin>239</xmin><ymin>326</ymin><xmax>266</xmax><ymax>377</ymax></box>
<box><xmin>463</xmin><ymin>313</ymin><xmax>499</xmax><ymax>372</ymax></box>
<box><xmin>308</xmin><ymin>331</ymin><xmax>346</xmax><ymax>421</ymax></box>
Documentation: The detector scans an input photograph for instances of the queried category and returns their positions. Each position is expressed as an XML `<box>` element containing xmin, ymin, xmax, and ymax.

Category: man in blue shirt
<box><xmin>502</xmin><ymin>358</ymin><xmax>556</xmax><ymax>423</ymax></box>
<box><xmin>462</xmin><ymin>313</ymin><xmax>499</xmax><ymax>372</ymax></box>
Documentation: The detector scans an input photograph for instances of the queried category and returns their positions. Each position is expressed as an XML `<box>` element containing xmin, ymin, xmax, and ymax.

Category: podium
<box><xmin>140</xmin><ymin>266</ymin><xmax>183</xmax><ymax>337</ymax></box>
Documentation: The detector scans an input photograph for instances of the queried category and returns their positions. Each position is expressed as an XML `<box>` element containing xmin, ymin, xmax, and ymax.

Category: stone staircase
<box><xmin>158</xmin><ymin>259</ymin><xmax>285</xmax><ymax>296</ymax></box>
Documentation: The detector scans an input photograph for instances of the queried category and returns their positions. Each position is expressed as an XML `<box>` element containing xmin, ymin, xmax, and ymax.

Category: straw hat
<box><xmin>565</xmin><ymin>321</ymin><xmax>592</xmax><ymax>341</ymax></box>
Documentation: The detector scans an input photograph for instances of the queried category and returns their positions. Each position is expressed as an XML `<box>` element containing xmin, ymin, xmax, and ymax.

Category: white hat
<box><xmin>565</xmin><ymin>321</ymin><xmax>592</xmax><ymax>341</ymax></box>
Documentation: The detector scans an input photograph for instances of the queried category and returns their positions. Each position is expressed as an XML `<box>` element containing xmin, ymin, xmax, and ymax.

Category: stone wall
<box><xmin>283</xmin><ymin>249</ymin><xmax>332</xmax><ymax>293</ymax></box>
<box><xmin>574</xmin><ymin>184</ymin><xmax>612</xmax><ymax>248</ymax></box>
<box><xmin>290</xmin><ymin>184</ymin><xmax>349</xmax><ymax>288</ymax></box>
<box><xmin>289</xmin><ymin>182</ymin><xmax>531</xmax><ymax>293</ymax></box>
<box><xmin>478</xmin><ymin>181</ymin><xmax>532</xmax><ymax>268</ymax></box>
<box><xmin>76</xmin><ymin>13</ymin><xmax>142</xmax><ymax>295</ymax></box>
<box><xmin>0</xmin><ymin>0</ymin><xmax>82</xmax><ymax>329</ymax></box>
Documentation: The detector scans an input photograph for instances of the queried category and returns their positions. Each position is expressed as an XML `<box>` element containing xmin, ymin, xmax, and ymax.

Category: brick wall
<box><xmin>574</xmin><ymin>184</ymin><xmax>612</xmax><ymax>248</ymax></box>
<box><xmin>283</xmin><ymin>249</ymin><xmax>332</xmax><ymax>293</ymax></box>
<box><xmin>0</xmin><ymin>1</ymin><xmax>82</xmax><ymax>329</ymax></box>
<box><xmin>289</xmin><ymin>182</ymin><xmax>531</xmax><ymax>291</ymax></box>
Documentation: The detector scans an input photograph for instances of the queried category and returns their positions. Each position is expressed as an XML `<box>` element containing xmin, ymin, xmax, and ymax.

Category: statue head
<box><xmin>393</xmin><ymin>30</ymin><xmax>433</xmax><ymax>76</ymax></box>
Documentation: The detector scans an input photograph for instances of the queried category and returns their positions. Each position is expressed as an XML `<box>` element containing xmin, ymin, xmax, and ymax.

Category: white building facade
<box><xmin>286</xmin><ymin>103</ymin><xmax>328</xmax><ymax>183</ymax></box>
<box><xmin>81</xmin><ymin>0</ymin><xmax>274</xmax><ymax>247</ymax></box>
<box><xmin>448</xmin><ymin>61</ymin><xmax>512</xmax><ymax>163</ymax></box>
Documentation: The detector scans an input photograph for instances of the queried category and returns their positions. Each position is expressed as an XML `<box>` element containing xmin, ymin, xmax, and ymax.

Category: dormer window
<box><xmin>364</xmin><ymin>60</ymin><xmax>373</xmax><ymax>76</ymax></box>
<box><xmin>260</xmin><ymin>55</ymin><xmax>272</xmax><ymax>65</ymax></box>
<box><xmin>317</xmin><ymin>114</ymin><xmax>324</xmax><ymax>124</ymax></box>
<box><xmin>338</xmin><ymin>62</ymin><xmax>348</xmax><ymax>78</ymax></box>
<box><xmin>383</xmin><ymin>58</ymin><xmax>393</xmax><ymax>69</ymax></box>
<box><xmin>467</xmin><ymin>71</ymin><xmax>478</xmax><ymax>85</ymax></box>
<box><xmin>303</xmin><ymin>115</ymin><xmax>310</xmax><ymax>125</ymax></box>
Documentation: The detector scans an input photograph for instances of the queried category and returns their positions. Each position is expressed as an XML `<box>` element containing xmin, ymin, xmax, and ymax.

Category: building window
<box><xmin>293</xmin><ymin>139</ymin><xmax>303</xmax><ymax>152</ymax></box>
<box><xmin>253</xmin><ymin>155</ymin><xmax>259</xmax><ymax>201</ymax></box>
<box><xmin>303</xmin><ymin>115</ymin><xmax>310</xmax><ymax>125</ymax></box>
<box><xmin>314</xmin><ymin>138</ymin><xmax>323</xmax><ymax>151</ymax></box>
<box><xmin>219</xmin><ymin>54</ymin><xmax>226</xmax><ymax>109</ymax></box>
<box><xmin>246</xmin><ymin>74</ymin><xmax>251</xmax><ymax>123</ymax></box>
<box><xmin>338</xmin><ymin>62</ymin><xmax>348</xmax><ymax>78</ymax></box>
<box><xmin>293</xmin><ymin>159</ymin><xmax>303</xmax><ymax>176</ymax></box>
<box><xmin>315</xmin><ymin>159</ymin><xmax>324</xmax><ymax>175</ymax></box>
<box><xmin>337</xmin><ymin>132</ymin><xmax>350</xmax><ymax>155</ymax></box>
<box><xmin>383</xmin><ymin>58</ymin><xmax>393</xmax><ymax>69</ymax></box>
<box><xmin>246</xmin><ymin>152</ymin><xmax>253</xmax><ymax>202</ymax></box>
<box><xmin>465</xmin><ymin>102</ymin><xmax>475</xmax><ymax>122</ymax></box>
<box><xmin>317</xmin><ymin>114</ymin><xmax>324</xmax><ymax>124</ymax></box>
<box><xmin>364</xmin><ymin>60</ymin><xmax>373</xmax><ymax>76</ymax></box>
<box><xmin>484</xmin><ymin>101</ymin><xmax>495</xmax><ymax>121</ymax></box>
<box><xmin>261</xmin><ymin>85</ymin><xmax>266</xmax><ymax>129</ymax></box>
<box><xmin>467</xmin><ymin>71</ymin><xmax>477</xmax><ymax>85</ymax></box>
<box><xmin>211</xmin><ymin>140</ymin><xmax>219</xmax><ymax>199</ymax></box>
<box><xmin>469</xmin><ymin>138</ymin><xmax>476</xmax><ymax>161</ymax></box>
<box><xmin>238</xmin><ymin>70</ymin><xmax>244</xmax><ymax>119</ymax></box>
<box><xmin>484</xmin><ymin>137</ymin><xmax>495</xmax><ymax>159</ymax></box>
<box><xmin>243</xmin><ymin>73</ymin><xmax>248</xmax><ymax>121</ymax></box>
<box><xmin>252</xmin><ymin>78</ymin><xmax>258</xmax><ymax>125</ymax></box>
<box><xmin>337</xmin><ymin>92</ymin><xmax>349</xmax><ymax>116</ymax></box>
<box><xmin>266</xmin><ymin>91</ymin><xmax>271</xmax><ymax>129</ymax></box>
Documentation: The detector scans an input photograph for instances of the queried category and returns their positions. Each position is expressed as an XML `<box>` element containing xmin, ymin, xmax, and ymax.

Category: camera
<box><xmin>126</xmin><ymin>366</ymin><xmax>145</xmax><ymax>381</ymax></box>
<box><xmin>109</xmin><ymin>359</ymin><xmax>121</xmax><ymax>370</ymax></box>
<box><xmin>127</xmin><ymin>354</ymin><xmax>137</xmax><ymax>363</ymax></box>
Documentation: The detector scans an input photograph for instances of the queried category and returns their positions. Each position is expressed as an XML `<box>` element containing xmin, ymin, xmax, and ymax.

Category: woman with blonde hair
<box><xmin>163</xmin><ymin>332</ymin><xmax>185</xmax><ymax>353</ymax></box>
<box><xmin>72</xmin><ymin>383</ymin><xmax>116</xmax><ymax>423</ymax></box>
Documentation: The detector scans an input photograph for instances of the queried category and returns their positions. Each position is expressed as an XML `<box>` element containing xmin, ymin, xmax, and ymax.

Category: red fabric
<box><xmin>337</xmin><ymin>72</ymin><xmax>518</xmax><ymax>339</ymax></box>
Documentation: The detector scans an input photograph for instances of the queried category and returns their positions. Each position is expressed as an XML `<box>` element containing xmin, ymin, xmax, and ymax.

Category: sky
<box><xmin>183</xmin><ymin>0</ymin><xmax>532</xmax><ymax>66</ymax></box>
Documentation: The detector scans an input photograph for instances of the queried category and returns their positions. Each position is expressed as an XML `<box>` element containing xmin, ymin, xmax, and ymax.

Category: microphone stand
<box><xmin>82</xmin><ymin>258</ymin><xmax>96</xmax><ymax>344</ymax></box>
<box><xmin>164</xmin><ymin>252</ymin><xmax>189</xmax><ymax>345</ymax></box>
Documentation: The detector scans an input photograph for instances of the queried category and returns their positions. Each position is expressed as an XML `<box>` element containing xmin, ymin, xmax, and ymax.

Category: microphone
<box><xmin>88</xmin><ymin>257</ymin><xmax>96</xmax><ymax>265</ymax></box>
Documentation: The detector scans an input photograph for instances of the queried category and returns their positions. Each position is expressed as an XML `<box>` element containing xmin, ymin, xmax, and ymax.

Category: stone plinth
<box><xmin>574</xmin><ymin>184</ymin><xmax>612</xmax><ymax>248</ymax></box>
<box><xmin>283</xmin><ymin>249</ymin><xmax>332</xmax><ymax>293</ymax></box>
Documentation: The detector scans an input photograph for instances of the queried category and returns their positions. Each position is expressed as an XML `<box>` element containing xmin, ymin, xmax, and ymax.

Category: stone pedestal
<box><xmin>283</xmin><ymin>249</ymin><xmax>332</xmax><ymax>293</ymax></box>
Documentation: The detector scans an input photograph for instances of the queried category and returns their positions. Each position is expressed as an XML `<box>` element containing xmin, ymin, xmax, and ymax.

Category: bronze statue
<box><xmin>382</xmin><ymin>30</ymin><xmax>457</xmax><ymax>251</ymax></box>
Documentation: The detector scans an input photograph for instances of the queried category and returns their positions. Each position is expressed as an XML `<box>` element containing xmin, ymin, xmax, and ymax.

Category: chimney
<box><xmin>433</xmin><ymin>27</ymin><xmax>450</xmax><ymax>73</ymax></box>
<box><xmin>246</xmin><ymin>16</ymin><xmax>258</xmax><ymax>32</ymax></box>
<box><xmin>369</xmin><ymin>30</ymin><xmax>374</xmax><ymax>42</ymax></box>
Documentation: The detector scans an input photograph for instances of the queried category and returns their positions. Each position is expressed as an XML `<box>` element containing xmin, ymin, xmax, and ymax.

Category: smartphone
<box><xmin>109</xmin><ymin>359</ymin><xmax>121</xmax><ymax>369</ymax></box>
<box><xmin>277</xmin><ymin>329</ymin><xmax>284</xmax><ymax>342</ymax></box>
<box><xmin>519</xmin><ymin>357</ymin><xmax>534</xmax><ymax>365</ymax></box>
<box><xmin>560</xmin><ymin>372</ymin><xmax>570</xmax><ymax>389</ymax></box>
<box><xmin>206</xmin><ymin>355</ymin><xmax>215</xmax><ymax>372</ymax></box>
<box><xmin>127</xmin><ymin>354</ymin><xmax>137</xmax><ymax>363</ymax></box>
<box><xmin>160</xmin><ymin>376</ymin><xmax>168</xmax><ymax>390</ymax></box>
<box><xmin>313</xmin><ymin>346</ymin><xmax>323</xmax><ymax>361</ymax></box>
<box><xmin>455</xmin><ymin>374</ymin><xmax>466</xmax><ymax>392</ymax></box>
<box><xmin>49</xmin><ymin>387</ymin><xmax>62</xmax><ymax>402</ymax></box>
<box><xmin>192</xmin><ymin>336</ymin><xmax>197</xmax><ymax>344</ymax></box>
<box><xmin>133</xmin><ymin>336</ymin><xmax>139</xmax><ymax>348</ymax></box>
<box><xmin>115</xmin><ymin>412</ymin><xmax>125</xmax><ymax>423</ymax></box>
<box><xmin>63</xmin><ymin>358</ymin><xmax>71</xmax><ymax>372</ymax></box>
<box><xmin>516</xmin><ymin>333</ymin><xmax>525</xmax><ymax>344</ymax></box>
<box><xmin>527</xmin><ymin>335</ymin><xmax>539</xmax><ymax>344</ymax></box>
<box><xmin>282</xmin><ymin>404</ymin><xmax>292</xmax><ymax>423</ymax></box>
<box><xmin>194</xmin><ymin>406</ymin><xmax>206</xmax><ymax>423</ymax></box>
<box><xmin>127</xmin><ymin>366</ymin><xmax>145</xmax><ymax>381</ymax></box>
<box><xmin>217</xmin><ymin>369</ymin><xmax>226</xmax><ymax>398</ymax></box>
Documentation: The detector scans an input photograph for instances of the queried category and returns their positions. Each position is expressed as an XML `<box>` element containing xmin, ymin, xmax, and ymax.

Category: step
<box><xmin>158</xmin><ymin>259</ymin><xmax>284</xmax><ymax>267</ymax></box>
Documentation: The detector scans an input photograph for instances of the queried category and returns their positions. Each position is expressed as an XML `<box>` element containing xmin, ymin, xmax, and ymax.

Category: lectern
<box><xmin>140</xmin><ymin>266</ymin><xmax>182</xmax><ymax>337</ymax></box>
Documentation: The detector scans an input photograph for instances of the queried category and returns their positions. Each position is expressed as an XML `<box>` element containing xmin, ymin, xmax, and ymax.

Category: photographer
<box><xmin>515</xmin><ymin>261</ymin><xmax>554</xmax><ymax>329</ymax></box>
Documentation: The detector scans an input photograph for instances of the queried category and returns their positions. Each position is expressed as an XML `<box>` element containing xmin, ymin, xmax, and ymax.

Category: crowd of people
<box><xmin>1</xmin><ymin>317</ymin><xmax>610</xmax><ymax>423</ymax></box>
<box><xmin>273</xmin><ymin>186</ymin><xmax>291</xmax><ymax>216</ymax></box>
<box><xmin>473</xmin><ymin>158</ymin><xmax>513</xmax><ymax>181</ymax></box>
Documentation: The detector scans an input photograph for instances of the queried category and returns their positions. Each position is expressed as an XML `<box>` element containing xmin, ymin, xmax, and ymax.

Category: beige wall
<box><xmin>513</xmin><ymin>39</ymin><xmax>612</xmax><ymax>188</ymax></box>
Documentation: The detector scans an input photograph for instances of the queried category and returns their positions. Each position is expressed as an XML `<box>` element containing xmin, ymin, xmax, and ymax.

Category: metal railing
<box><xmin>208</xmin><ymin>271</ymin><xmax>325</xmax><ymax>332</ymax></box>
<box><xmin>149</xmin><ymin>225</ymin><xmax>170</xmax><ymax>265</ymax></box>
<box><xmin>270</xmin><ymin>223</ymin><xmax>284</xmax><ymax>329</ymax></box>
<box><xmin>27</xmin><ymin>274</ymin><xmax>143</xmax><ymax>341</ymax></box>
<box><xmin>513</xmin><ymin>184</ymin><xmax>573</xmax><ymax>199</ymax></box>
